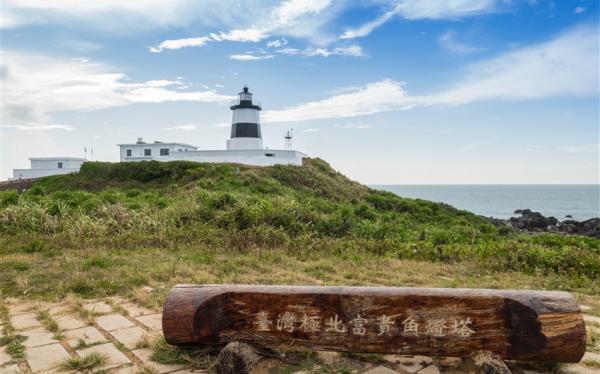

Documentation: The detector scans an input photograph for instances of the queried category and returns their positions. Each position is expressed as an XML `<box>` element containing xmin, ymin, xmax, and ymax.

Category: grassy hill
<box><xmin>0</xmin><ymin>159</ymin><xmax>598</xmax><ymax>303</ymax></box>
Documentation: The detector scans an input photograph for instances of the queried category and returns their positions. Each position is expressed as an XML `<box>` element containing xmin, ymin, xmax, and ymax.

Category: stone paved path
<box><xmin>0</xmin><ymin>297</ymin><xmax>598</xmax><ymax>373</ymax></box>
<box><xmin>0</xmin><ymin>296</ymin><xmax>197</xmax><ymax>374</ymax></box>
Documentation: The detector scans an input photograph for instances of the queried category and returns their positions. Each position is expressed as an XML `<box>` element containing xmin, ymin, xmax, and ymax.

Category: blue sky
<box><xmin>1</xmin><ymin>0</ymin><xmax>598</xmax><ymax>183</ymax></box>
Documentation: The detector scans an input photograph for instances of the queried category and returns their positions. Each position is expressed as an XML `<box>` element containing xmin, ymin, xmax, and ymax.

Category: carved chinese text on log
<box><xmin>162</xmin><ymin>285</ymin><xmax>586</xmax><ymax>362</ymax></box>
<box><xmin>254</xmin><ymin>308</ymin><xmax>475</xmax><ymax>338</ymax></box>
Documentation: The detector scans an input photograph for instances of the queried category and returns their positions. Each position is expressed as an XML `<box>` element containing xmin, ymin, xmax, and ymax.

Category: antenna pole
<box><xmin>284</xmin><ymin>128</ymin><xmax>294</xmax><ymax>150</ymax></box>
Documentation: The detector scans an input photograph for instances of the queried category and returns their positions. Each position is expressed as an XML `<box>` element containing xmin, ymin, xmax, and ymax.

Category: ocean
<box><xmin>371</xmin><ymin>185</ymin><xmax>600</xmax><ymax>220</ymax></box>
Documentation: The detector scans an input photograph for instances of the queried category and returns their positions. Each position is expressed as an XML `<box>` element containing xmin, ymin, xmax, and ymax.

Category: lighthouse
<box><xmin>226</xmin><ymin>86</ymin><xmax>263</xmax><ymax>150</ymax></box>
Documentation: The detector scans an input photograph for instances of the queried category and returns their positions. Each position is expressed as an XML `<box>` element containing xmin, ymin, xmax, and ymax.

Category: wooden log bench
<box><xmin>162</xmin><ymin>284</ymin><xmax>586</xmax><ymax>371</ymax></box>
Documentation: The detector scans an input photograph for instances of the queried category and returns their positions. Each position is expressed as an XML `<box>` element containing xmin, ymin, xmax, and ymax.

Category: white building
<box><xmin>119</xmin><ymin>86</ymin><xmax>307</xmax><ymax>166</ymax></box>
<box><xmin>118</xmin><ymin>139</ymin><xmax>198</xmax><ymax>162</ymax></box>
<box><xmin>11</xmin><ymin>157</ymin><xmax>85</xmax><ymax>180</ymax></box>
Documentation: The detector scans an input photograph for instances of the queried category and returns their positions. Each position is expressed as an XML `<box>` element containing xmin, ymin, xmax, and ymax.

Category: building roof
<box><xmin>117</xmin><ymin>142</ymin><xmax>198</xmax><ymax>148</ymax></box>
<box><xmin>29</xmin><ymin>157</ymin><xmax>86</xmax><ymax>161</ymax></box>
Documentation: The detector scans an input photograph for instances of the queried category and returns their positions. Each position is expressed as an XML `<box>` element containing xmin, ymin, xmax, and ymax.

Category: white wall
<box><xmin>232</xmin><ymin>108</ymin><xmax>260</xmax><ymax>124</ymax></box>
<box><xmin>226</xmin><ymin>138</ymin><xmax>263</xmax><ymax>150</ymax></box>
<box><xmin>11</xmin><ymin>168</ymin><xmax>79</xmax><ymax>180</ymax></box>
<box><xmin>119</xmin><ymin>143</ymin><xmax>197</xmax><ymax>162</ymax></box>
<box><xmin>168</xmin><ymin>149</ymin><xmax>305</xmax><ymax>166</ymax></box>
<box><xmin>30</xmin><ymin>159</ymin><xmax>84</xmax><ymax>170</ymax></box>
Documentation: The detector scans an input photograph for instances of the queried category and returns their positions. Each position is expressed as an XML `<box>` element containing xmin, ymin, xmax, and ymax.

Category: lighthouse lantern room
<box><xmin>227</xmin><ymin>86</ymin><xmax>264</xmax><ymax>150</ymax></box>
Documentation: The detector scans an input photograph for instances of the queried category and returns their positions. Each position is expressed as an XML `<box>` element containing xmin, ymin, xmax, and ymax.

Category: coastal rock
<box><xmin>509</xmin><ymin>209</ymin><xmax>558</xmax><ymax>231</ymax></box>
<box><xmin>491</xmin><ymin>209</ymin><xmax>600</xmax><ymax>239</ymax></box>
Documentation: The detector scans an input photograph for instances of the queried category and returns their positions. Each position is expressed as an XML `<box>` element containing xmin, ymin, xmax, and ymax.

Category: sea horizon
<box><xmin>372</xmin><ymin>184</ymin><xmax>600</xmax><ymax>220</ymax></box>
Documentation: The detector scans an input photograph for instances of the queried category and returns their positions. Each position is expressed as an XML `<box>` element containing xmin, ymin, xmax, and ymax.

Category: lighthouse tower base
<box><xmin>226</xmin><ymin>137</ymin><xmax>264</xmax><ymax>150</ymax></box>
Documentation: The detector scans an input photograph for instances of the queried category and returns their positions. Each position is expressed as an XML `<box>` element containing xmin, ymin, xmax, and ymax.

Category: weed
<box><xmin>58</xmin><ymin>352</ymin><xmax>107</xmax><ymax>373</ymax></box>
<box><xmin>150</xmin><ymin>337</ymin><xmax>219</xmax><ymax>369</ymax></box>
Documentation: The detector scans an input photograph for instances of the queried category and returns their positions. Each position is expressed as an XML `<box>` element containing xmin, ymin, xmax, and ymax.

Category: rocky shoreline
<box><xmin>490</xmin><ymin>209</ymin><xmax>600</xmax><ymax>239</ymax></box>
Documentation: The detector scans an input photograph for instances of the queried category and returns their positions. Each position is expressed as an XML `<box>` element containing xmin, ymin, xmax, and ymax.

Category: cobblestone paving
<box><xmin>0</xmin><ymin>297</ymin><xmax>598</xmax><ymax>373</ymax></box>
<box><xmin>0</xmin><ymin>297</ymin><xmax>197</xmax><ymax>374</ymax></box>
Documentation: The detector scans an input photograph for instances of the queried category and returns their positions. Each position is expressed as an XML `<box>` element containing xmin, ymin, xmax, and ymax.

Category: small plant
<box><xmin>37</xmin><ymin>309</ymin><xmax>60</xmax><ymax>333</ymax></box>
<box><xmin>6</xmin><ymin>338</ymin><xmax>26</xmax><ymax>360</ymax></box>
<box><xmin>135</xmin><ymin>366</ymin><xmax>159</xmax><ymax>374</ymax></box>
<box><xmin>150</xmin><ymin>337</ymin><xmax>219</xmax><ymax>369</ymax></box>
<box><xmin>58</xmin><ymin>352</ymin><xmax>107</xmax><ymax>373</ymax></box>
<box><xmin>134</xmin><ymin>334</ymin><xmax>152</xmax><ymax>349</ymax></box>
<box><xmin>587</xmin><ymin>327</ymin><xmax>600</xmax><ymax>353</ymax></box>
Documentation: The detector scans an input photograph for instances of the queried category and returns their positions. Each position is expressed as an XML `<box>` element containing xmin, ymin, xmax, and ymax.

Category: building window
<box><xmin>160</xmin><ymin>148</ymin><xmax>169</xmax><ymax>156</ymax></box>
<box><xmin>144</xmin><ymin>149</ymin><xmax>151</xmax><ymax>156</ymax></box>
<box><xmin>126</xmin><ymin>149</ymin><xmax>132</xmax><ymax>157</ymax></box>
<box><xmin>57</xmin><ymin>162</ymin><xmax>63</xmax><ymax>169</ymax></box>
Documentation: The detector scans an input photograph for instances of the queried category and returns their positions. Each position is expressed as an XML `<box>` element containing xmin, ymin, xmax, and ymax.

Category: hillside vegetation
<box><xmin>0</xmin><ymin>159</ymin><xmax>598</xmax><ymax>301</ymax></box>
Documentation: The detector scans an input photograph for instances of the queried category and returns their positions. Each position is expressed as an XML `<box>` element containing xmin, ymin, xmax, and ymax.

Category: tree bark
<box><xmin>162</xmin><ymin>284</ymin><xmax>586</xmax><ymax>362</ymax></box>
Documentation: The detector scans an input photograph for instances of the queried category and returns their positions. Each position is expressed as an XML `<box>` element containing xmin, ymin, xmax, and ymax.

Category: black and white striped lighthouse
<box><xmin>226</xmin><ymin>86</ymin><xmax>263</xmax><ymax>150</ymax></box>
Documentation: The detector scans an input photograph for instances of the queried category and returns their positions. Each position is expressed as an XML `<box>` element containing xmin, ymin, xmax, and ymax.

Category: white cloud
<box><xmin>427</xmin><ymin>24</ymin><xmax>599</xmax><ymax>104</ymax></box>
<box><xmin>1</xmin><ymin>52</ymin><xmax>233</xmax><ymax>131</ymax></box>
<box><xmin>459</xmin><ymin>144</ymin><xmax>478</xmax><ymax>152</ymax></box>
<box><xmin>166</xmin><ymin>124</ymin><xmax>197</xmax><ymax>131</ymax></box>
<box><xmin>339</xmin><ymin>3</ymin><xmax>400</xmax><ymax>39</ymax></box>
<box><xmin>263</xmin><ymin>79</ymin><xmax>411</xmax><ymax>123</ymax></box>
<box><xmin>302</xmin><ymin>128</ymin><xmax>320</xmax><ymax>132</ymax></box>
<box><xmin>0</xmin><ymin>124</ymin><xmax>74</xmax><ymax>131</ymax></box>
<box><xmin>149</xmin><ymin>36</ymin><xmax>211</xmax><ymax>53</ymax></box>
<box><xmin>558</xmin><ymin>144</ymin><xmax>599</xmax><ymax>153</ymax></box>
<box><xmin>1</xmin><ymin>0</ymin><xmax>275</xmax><ymax>31</ymax></box>
<box><xmin>229</xmin><ymin>54</ymin><xmax>275</xmax><ymax>61</ymax></box>
<box><xmin>267</xmin><ymin>38</ymin><xmax>288</xmax><ymax>48</ymax></box>
<box><xmin>436</xmin><ymin>31</ymin><xmax>479</xmax><ymax>54</ymax></box>
<box><xmin>211</xmin><ymin>29</ymin><xmax>266</xmax><ymax>42</ymax></box>
<box><xmin>340</xmin><ymin>0</ymin><xmax>501</xmax><ymax>40</ymax></box>
<box><xmin>276</xmin><ymin>44</ymin><xmax>364</xmax><ymax>57</ymax></box>
<box><xmin>343</xmin><ymin>123</ymin><xmax>375</xmax><ymax>129</ymax></box>
<box><xmin>264</xmin><ymin>25</ymin><xmax>599</xmax><ymax>123</ymax></box>
<box><xmin>574</xmin><ymin>6</ymin><xmax>586</xmax><ymax>14</ymax></box>
<box><xmin>150</xmin><ymin>0</ymin><xmax>333</xmax><ymax>52</ymax></box>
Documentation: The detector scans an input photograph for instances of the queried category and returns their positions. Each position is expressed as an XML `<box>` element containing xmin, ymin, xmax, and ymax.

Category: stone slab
<box><xmin>7</xmin><ymin>301</ymin><xmax>36</xmax><ymax>315</ymax></box>
<box><xmin>0</xmin><ymin>347</ymin><xmax>11</xmax><ymax>365</ymax></box>
<box><xmin>55</xmin><ymin>315</ymin><xmax>87</xmax><ymax>330</ymax></box>
<box><xmin>21</xmin><ymin>327</ymin><xmax>57</xmax><ymax>347</ymax></box>
<box><xmin>47</xmin><ymin>303</ymin><xmax>71</xmax><ymax>317</ymax></box>
<box><xmin>135</xmin><ymin>314</ymin><xmax>162</xmax><ymax>332</ymax></box>
<box><xmin>121</xmin><ymin>303</ymin><xmax>154</xmax><ymax>318</ymax></box>
<box><xmin>112</xmin><ymin>366</ymin><xmax>139</xmax><ymax>374</ymax></box>
<box><xmin>96</xmin><ymin>314</ymin><xmax>135</xmax><ymax>331</ymax></box>
<box><xmin>582</xmin><ymin>351</ymin><xmax>600</xmax><ymax>362</ymax></box>
<box><xmin>362</xmin><ymin>366</ymin><xmax>398</xmax><ymax>374</ymax></box>
<box><xmin>562</xmin><ymin>364</ymin><xmax>599</xmax><ymax>374</ymax></box>
<box><xmin>584</xmin><ymin>314</ymin><xmax>600</xmax><ymax>325</ymax></box>
<box><xmin>76</xmin><ymin>342</ymin><xmax>131</xmax><ymax>370</ymax></box>
<box><xmin>397</xmin><ymin>361</ymin><xmax>424</xmax><ymax>374</ymax></box>
<box><xmin>83</xmin><ymin>301</ymin><xmax>112</xmax><ymax>314</ymax></box>
<box><xmin>65</xmin><ymin>326</ymin><xmax>106</xmax><ymax>348</ymax></box>
<box><xmin>0</xmin><ymin>364</ymin><xmax>20</xmax><ymax>374</ymax></box>
<box><xmin>26</xmin><ymin>343</ymin><xmax>70</xmax><ymax>372</ymax></box>
<box><xmin>132</xmin><ymin>348</ymin><xmax>184</xmax><ymax>373</ymax></box>
<box><xmin>418</xmin><ymin>365</ymin><xmax>441</xmax><ymax>374</ymax></box>
<box><xmin>109</xmin><ymin>326</ymin><xmax>147</xmax><ymax>349</ymax></box>
<box><xmin>11</xmin><ymin>312</ymin><xmax>41</xmax><ymax>330</ymax></box>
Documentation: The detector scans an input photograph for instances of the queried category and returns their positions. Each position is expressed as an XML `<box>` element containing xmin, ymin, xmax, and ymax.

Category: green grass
<box><xmin>150</xmin><ymin>337</ymin><xmax>219</xmax><ymax>369</ymax></box>
<box><xmin>0</xmin><ymin>302</ymin><xmax>27</xmax><ymax>362</ymax></box>
<box><xmin>0</xmin><ymin>159</ymin><xmax>597</xmax><ymax>302</ymax></box>
<box><xmin>58</xmin><ymin>352</ymin><xmax>107</xmax><ymax>373</ymax></box>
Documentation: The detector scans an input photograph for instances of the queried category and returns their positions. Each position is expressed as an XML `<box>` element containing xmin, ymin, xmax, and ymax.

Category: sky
<box><xmin>1</xmin><ymin>0</ymin><xmax>599</xmax><ymax>184</ymax></box>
